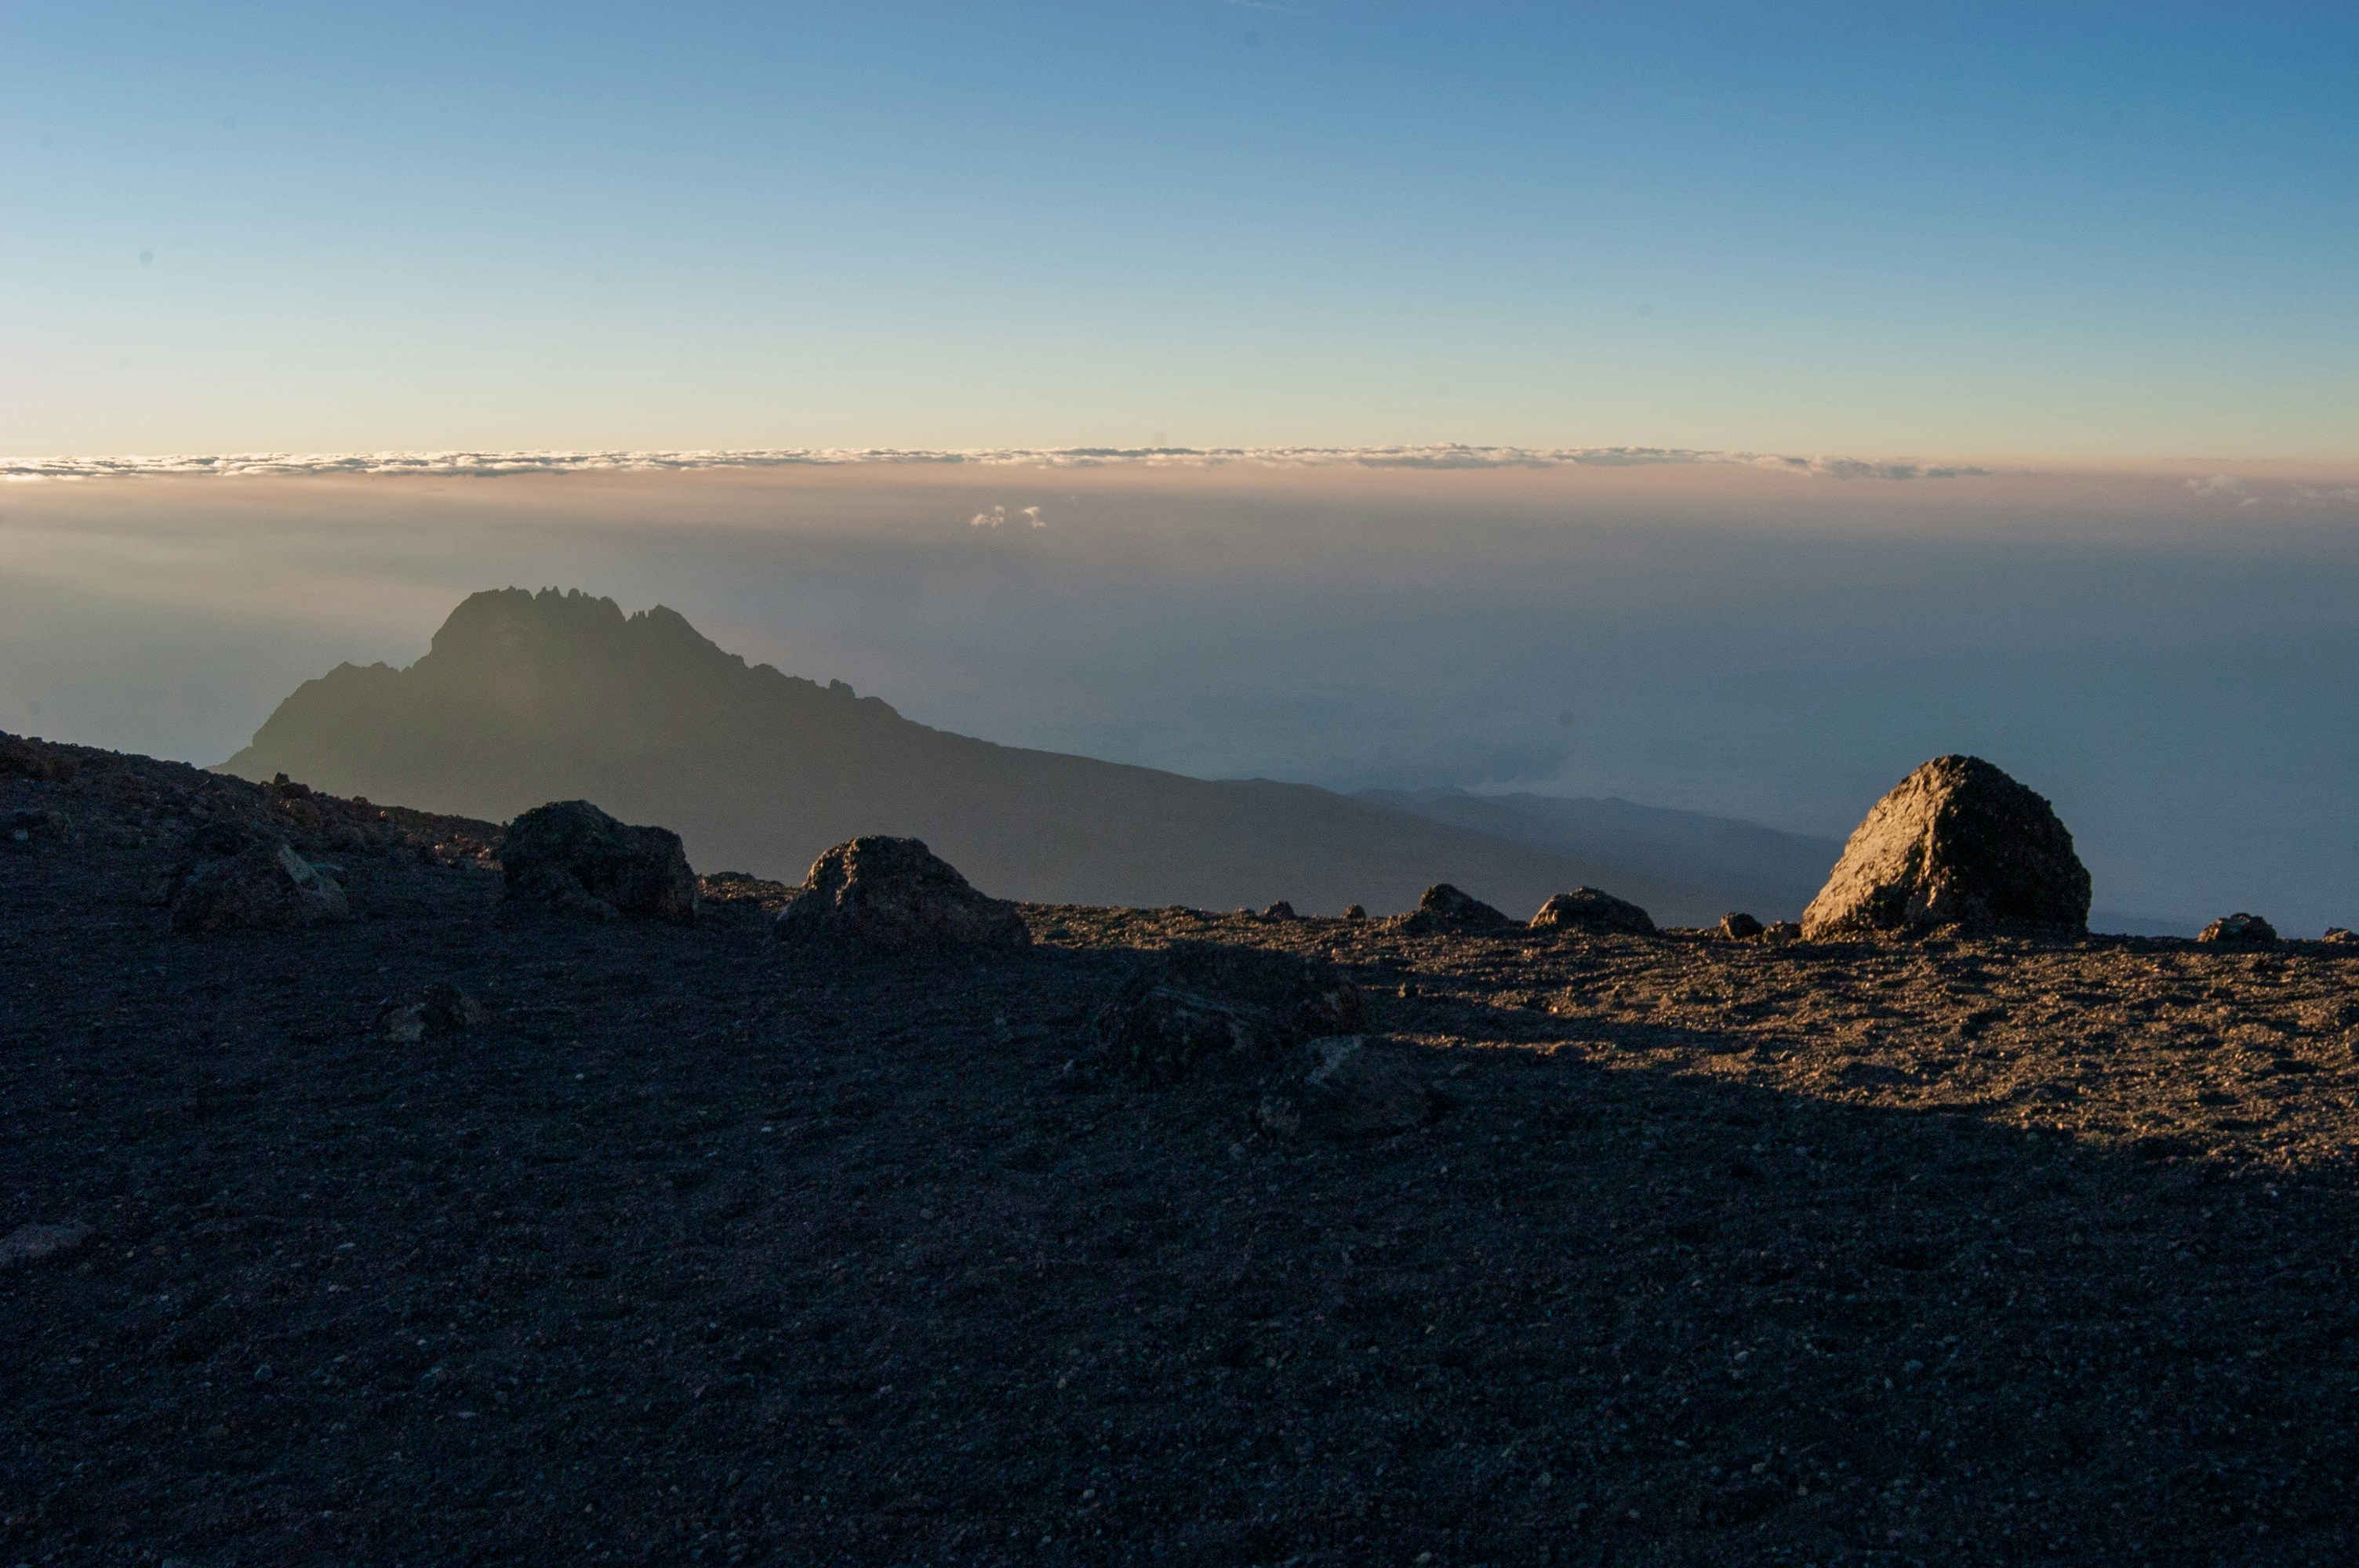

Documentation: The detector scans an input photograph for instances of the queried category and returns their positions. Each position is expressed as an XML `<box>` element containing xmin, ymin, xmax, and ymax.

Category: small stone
<box><xmin>0</xmin><ymin>1221</ymin><xmax>92</xmax><ymax>1269</ymax></box>
<box><xmin>376</xmin><ymin>982</ymin><xmax>483</xmax><ymax>1043</ymax></box>
<box><xmin>1719</xmin><ymin>911</ymin><xmax>1765</xmax><ymax>940</ymax></box>
<box><xmin>2198</xmin><ymin>912</ymin><xmax>2277</xmax><ymax>946</ymax></box>
<box><xmin>1530</xmin><ymin>887</ymin><xmax>1656</xmax><ymax>935</ymax></box>
<box><xmin>1260</xmin><ymin>1035</ymin><xmax>1437</xmax><ymax>1140</ymax></box>
<box><xmin>1096</xmin><ymin>942</ymin><xmax>1365</xmax><ymax>1083</ymax></box>
<box><xmin>1343</xmin><ymin>904</ymin><xmax>1368</xmax><ymax>922</ymax></box>
<box><xmin>1401</xmin><ymin>884</ymin><xmax>1515</xmax><ymax>935</ymax></box>
<box><xmin>775</xmin><ymin>836</ymin><xmax>1030</xmax><ymax>953</ymax></box>
<box><xmin>4</xmin><ymin>807</ymin><xmax>72</xmax><ymax>847</ymax></box>
<box><xmin>1261</xmin><ymin>901</ymin><xmax>1296</xmax><ymax>920</ymax></box>
<box><xmin>253</xmin><ymin>1363</ymin><xmax>274</xmax><ymax>1383</ymax></box>
<box><xmin>0</xmin><ymin>732</ymin><xmax>78</xmax><ymax>782</ymax></box>
<box><xmin>1763</xmin><ymin>920</ymin><xmax>1802</xmax><ymax>942</ymax></box>
<box><xmin>2323</xmin><ymin>927</ymin><xmax>2355</xmax><ymax>946</ymax></box>
<box><xmin>167</xmin><ymin>834</ymin><xmax>352</xmax><ymax>934</ymax></box>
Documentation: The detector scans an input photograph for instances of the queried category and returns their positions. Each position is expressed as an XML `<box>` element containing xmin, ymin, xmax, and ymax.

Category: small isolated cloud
<box><xmin>2185</xmin><ymin>474</ymin><xmax>2263</xmax><ymax>509</ymax></box>
<box><xmin>969</xmin><ymin>504</ymin><xmax>1047</xmax><ymax>530</ymax></box>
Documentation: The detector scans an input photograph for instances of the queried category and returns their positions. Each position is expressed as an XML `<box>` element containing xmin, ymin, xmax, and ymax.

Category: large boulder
<box><xmin>1802</xmin><ymin>756</ymin><xmax>2090</xmax><ymax>938</ymax></box>
<box><xmin>1096</xmin><ymin>943</ymin><xmax>1366</xmax><ymax>1083</ymax></box>
<box><xmin>498</xmin><ymin>800</ymin><xmax>698</xmax><ymax>924</ymax></box>
<box><xmin>169</xmin><ymin>835</ymin><xmax>353</xmax><ymax>934</ymax></box>
<box><xmin>1530</xmin><ymin>887</ymin><xmax>1656</xmax><ymax>935</ymax></box>
<box><xmin>1399</xmin><ymin>883</ymin><xmax>1516</xmax><ymax>935</ymax></box>
<box><xmin>775</xmin><ymin>836</ymin><xmax>1030</xmax><ymax>953</ymax></box>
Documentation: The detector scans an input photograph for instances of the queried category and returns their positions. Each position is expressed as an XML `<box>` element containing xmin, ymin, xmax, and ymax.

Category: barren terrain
<box><xmin>5</xmin><ymin>737</ymin><xmax>2357</xmax><ymax>1565</ymax></box>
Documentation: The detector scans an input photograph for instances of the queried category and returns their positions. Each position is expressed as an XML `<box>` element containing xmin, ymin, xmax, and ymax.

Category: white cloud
<box><xmin>0</xmin><ymin>445</ymin><xmax>2001</xmax><ymax>483</ymax></box>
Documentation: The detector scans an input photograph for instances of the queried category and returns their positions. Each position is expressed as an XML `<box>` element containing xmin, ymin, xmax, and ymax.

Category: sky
<box><xmin>4</xmin><ymin>2</ymin><xmax>2356</xmax><ymax>457</ymax></box>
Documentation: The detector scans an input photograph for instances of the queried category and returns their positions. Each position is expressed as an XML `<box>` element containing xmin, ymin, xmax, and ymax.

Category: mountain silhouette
<box><xmin>223</xmin><ymin>587</ymin><xmax>1801</xmax><ymax>919</ymax></box>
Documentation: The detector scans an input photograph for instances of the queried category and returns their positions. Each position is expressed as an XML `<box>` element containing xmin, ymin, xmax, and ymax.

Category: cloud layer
<box><xmin>0</xmin><ymin>445</ymin><xmax>1990</xmax><ymax>483</ymax></box>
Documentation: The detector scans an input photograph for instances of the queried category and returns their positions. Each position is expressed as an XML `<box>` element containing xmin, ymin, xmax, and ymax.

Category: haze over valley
<box><xmin>4</xmin><ymin>457</ymin><xmax>2353</xmax><ymax>931</ymax></box>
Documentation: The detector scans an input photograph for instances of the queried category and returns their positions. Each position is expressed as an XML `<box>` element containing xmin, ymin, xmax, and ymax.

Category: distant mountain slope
<box><xmin>1357</xmin><ymin>788</ymin><xmax>1843</xmax><ymax>923</ymax></box>
<box><xmin>224</xmin><ymin>588</ymin><xmax>1772</xmax><ymax>920</ymax></box>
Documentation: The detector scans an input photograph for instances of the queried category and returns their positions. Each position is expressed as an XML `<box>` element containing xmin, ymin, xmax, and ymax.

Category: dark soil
<box><xmin>5</xmin><ymin>736</ymin><xmax>2358</xmax><ymax>1566</ymax></box>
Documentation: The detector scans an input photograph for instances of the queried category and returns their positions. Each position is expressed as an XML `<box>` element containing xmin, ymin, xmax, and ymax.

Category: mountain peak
<box><xmin>423</xmin><ymin>587</ymin><xmax>719</xmax><ymax>670</ymax></box>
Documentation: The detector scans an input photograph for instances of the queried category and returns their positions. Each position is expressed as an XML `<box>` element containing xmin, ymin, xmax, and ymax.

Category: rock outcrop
<box><xmin>774</xmin><ymin>836</ymin><xmax>1030</xmax><ymax>953</ymax></box>
<box><xmin>1400</xmin><ymin>884</ymin><xmax>1516</xmax><ymax>935</ymax></box>
<box><xmin>167</xmin><ymin>832</ymin><xmax>353</xmax><ymax>934</ymax></box>
<box><xmin>1095</xmin><ymin>943</ymin><xmax>1365</xmax><ymax>1083</ymax></box>
<box><xmin>2198</xmin><ymin>913</ymin><xmax>2277</xmax><ymax>946</ymax></box>
<box><xmin>1801</xmin><ymin>757</ymin><xmax>2090</xmax><ymax>938</ymax></box>
<box><xmin>1530</xmin><ymin>887</ymin><xmax>1657</xmax><ymax>935</ymax></box>
<box><xmin>1719</xmin><ymin>912</ymin><xmax>1765</xmax><ymax>940</ymax></box>
<box><xmin>498</xmin><ymin>800</ymin><xmax>698</xmax><ymax>924</ymax></box>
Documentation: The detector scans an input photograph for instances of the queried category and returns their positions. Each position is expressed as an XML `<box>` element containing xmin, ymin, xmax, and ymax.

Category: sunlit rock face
<box><xmin>1802</xmin><ymin>755</ymin><xmax>2090</xmax><ymax>939</ymax></box>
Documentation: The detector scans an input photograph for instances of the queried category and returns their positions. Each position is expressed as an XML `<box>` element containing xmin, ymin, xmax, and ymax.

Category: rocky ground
<box><xmin>4</xmin><ymin>735</ymin><xmax>2358</xmax><ymax>1566</ymax></box>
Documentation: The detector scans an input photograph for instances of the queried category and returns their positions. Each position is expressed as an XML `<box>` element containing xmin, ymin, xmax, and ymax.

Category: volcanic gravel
<box><xmin>5</xmin><ymin>738</ymin><xmax>2359</xmax><ymax>1566</ymax></box>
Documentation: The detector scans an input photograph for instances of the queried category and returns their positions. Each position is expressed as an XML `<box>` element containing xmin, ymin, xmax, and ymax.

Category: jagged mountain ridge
<box><xmin>223</xmin><ymin>588</ymin><xmax>1786</xmax><ymax>920</ymax></box>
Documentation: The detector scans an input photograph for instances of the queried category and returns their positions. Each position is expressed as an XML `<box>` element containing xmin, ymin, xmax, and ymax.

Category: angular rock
<box><xmin>1257</xmin><ymin>1036</ymin><xmax>1437</xmax><ymax>1141</ymax></box>
<box><xmin>169</xmin><ymin>837</ymin><xmax>352</xmax><ymax>934</ymax></box>
<box><xmin>1261</xmin><ymin>901</ymin><xmax>1297</xmax><ymax>920</ymax></box>
<box><xmin>1764</xmin><ymin>920</ymin><xmax>1802</xmax><ymax>942</ymax></box>
<box><xmin>1096</xmin><ymin>942</ymin><xmax>1365</xmax><ymax>1083</ymax></box>
<box><xmin>775</xmin><ymin>835</ymin><xmax>1028</xmax><ymax>952</ymax></box>
<box><xmin>1343</xmin><ymin>904</ymin><xmax>1368</xmax><ymax>922</ymax></box>
<box><xmin>499</xmin><ymin>800</ymin><xmax>697</xmax><ymax>924</ymax></box>
<box><xmin>1719</xmin><ymin>911</ymin><xmax>1765</xmax><ymax>940</ymax></box>
<box><xmin>1401</xmin><ymin>884</ymin><xmax>1515</xmax><ymax>935</ymax></box>
<box><xmin>1531</xmin><ymin>887</ymin><xmax>1657</xmax><ymax>936</ymax></box>
<box><xmin>2324</xmin><ymin>927</ymin><xmax>2355</xmax><ymax>947</ymax></box>
<box><xmin>2198</xmin><ymin>913</ymin><xmax>2277</xmax><ymax>946</ymax></box>
<box><xmin>0</xmin><ymin>1221</ymin><xmax>91</xmax><ymax>1269</ymax></box>
<box><xmin>1802</xmin><ymin>756</ymin><xmax>2090</xmax><ymax>938</ymax></box>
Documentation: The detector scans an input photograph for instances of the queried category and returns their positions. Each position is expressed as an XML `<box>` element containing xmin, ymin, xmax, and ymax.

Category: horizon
<box><xmin>5</xmin><ymin>456</ymin><xmax>2353</xmax><ymax>932</ymax></box>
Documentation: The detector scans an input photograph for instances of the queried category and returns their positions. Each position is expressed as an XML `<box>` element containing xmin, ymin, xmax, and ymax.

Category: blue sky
<box><xmin>4</xmin><ymin>3</ymin><xmax>2356</xmax><ymax>454</ymax></box>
